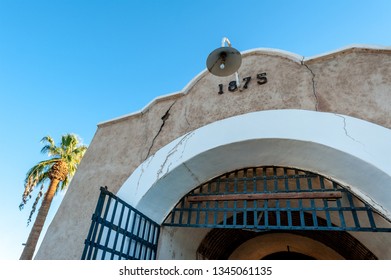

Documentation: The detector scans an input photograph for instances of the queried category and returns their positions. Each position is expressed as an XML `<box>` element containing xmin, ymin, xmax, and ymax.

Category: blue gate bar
<box><xmin>82</xmin><ymin>187</ymin><xmax>160</xmax><ymax>260</ymax></box>
<box><xmin>163</xmin><ymin>166</ymin><xmax>391</xmax><ymax>232</ymax></box>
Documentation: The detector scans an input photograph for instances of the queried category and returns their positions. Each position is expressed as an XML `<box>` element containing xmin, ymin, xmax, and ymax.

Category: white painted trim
<box><xmin>117</xmin><ymin>109</ymin><xmax>391</xmax><ymax>224</ymax></box>
<box><xmin>97</xmin><ymin>92</ymin><xmax>183</xmax><ymax>126</ymax></box>
<box><xmin>242</xmin><ymin>48</ymin><xmax>303</xmax><ymax>62</ymax></box>
<box><xmin>243</xmin><ymin>44</ymin><xmax>391</xmax><ymax>62</ymax></box>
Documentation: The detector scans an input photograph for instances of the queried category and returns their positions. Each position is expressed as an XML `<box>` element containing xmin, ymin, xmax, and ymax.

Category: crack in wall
<box><xmin>136</xmin><ymin>131</ymin><xmax>194</xmax><ymax>190</ymax></box>
<box><xmin>145</xmin><ymin>100</ymin><xmax>177</xmax><ymax>161</ymax></box>
<box><xmin>365</xmin><ymin>196</ymin><xmax>391</xmax><ymax>222</ymax></box>
<box><xmin>156</xmin><ymin>131</ymin><xmax>195</xmax><ymax>180</ymax></box>
<box><xmin>183</xmin><ymin>162</ymin><xmax>201</xmax><ymax>184</ymax></box>
<box><xmin>136</xmin><ymin>154</ymin><xmax>154</xmax><ymax>191</ymax></box>
<box><xmin>302</xmin><ymin>57</ymin><xmax>319</xmax><ymax>111</ymax></box>
<box><xmin>184</xmin><ymin>108</ymin><xmax>191</xmax><ymax>128</ymax></box>
<box><xmin>347</xmin><ymin>185</ymin><xmax>391</xmax><ymax>222</ymax></box>
<box><xmin>136</xmin><ymin>131</ymin><xmax>194</xmax><ymax>191</ymax></box>
<box><xmin>334</xmin><ymin>113</ymin><xmax>365</xmax><ymax>147</ymax></box>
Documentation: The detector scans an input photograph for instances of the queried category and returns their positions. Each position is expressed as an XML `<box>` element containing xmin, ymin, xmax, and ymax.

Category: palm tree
<box><xmin>19</xmin><ymin>134</ymin><xmax>87</xmax><ymax>260</ymax></box>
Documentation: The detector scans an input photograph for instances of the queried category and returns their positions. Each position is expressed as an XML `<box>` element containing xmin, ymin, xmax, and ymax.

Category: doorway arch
<box><xmin>118</xmin><ymin>110</ymin><xmax>391</xmax><ymax>223</ymax></box>
<box><xmin>115</xmin><ymin>109</ymin><xmax>391</xmax><ymax>259</ymax></box>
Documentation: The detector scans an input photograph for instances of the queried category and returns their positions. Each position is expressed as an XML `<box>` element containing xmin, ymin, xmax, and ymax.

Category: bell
<box><xmin>206</xmin><ymin>46</ymin><xmax>242</xmax><ymax>77</ymax></box>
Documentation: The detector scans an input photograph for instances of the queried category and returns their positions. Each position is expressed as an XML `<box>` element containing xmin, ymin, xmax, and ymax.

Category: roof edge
<box><xmin>98</xmin><ymin>44</ymin><xmax>391</xmax><ymax>127</ymax></box>
<box><xmin>304</xmin><ymin>44</ymin><xmax>391</xmax><ymax>63</ymax></box>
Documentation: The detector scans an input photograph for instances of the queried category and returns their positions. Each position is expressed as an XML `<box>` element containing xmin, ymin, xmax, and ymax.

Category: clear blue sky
<box><xmin>0</xmin><ymin>0</ymin><xmax>390</xmax><ymax>260</ymax></box>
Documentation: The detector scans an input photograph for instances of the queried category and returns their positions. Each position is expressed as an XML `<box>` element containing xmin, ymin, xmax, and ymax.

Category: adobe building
<box><xmin>36</xmin><ymin>45</ymin><xmax>391</xmax><ymax>260</ymax></box>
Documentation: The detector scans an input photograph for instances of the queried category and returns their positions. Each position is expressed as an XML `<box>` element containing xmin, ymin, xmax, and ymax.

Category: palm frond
<box><xmin>41</xmin><ymin>136</ymin><xmax>55</xmax><ymax>146</ymax></box>
<box><xmin>41</xmin><ymin>136</ymin><xmax>62</xmax><ymax>157</ymax></box>
<box><xmin>27</xmin><ymin>184</ymin><xmax>44</xmax><ymax>226</ymax></box>
<box><xmin>20</xmin><ymin>158</ymin><xmax>59</xmax><ymax>208</ymax></box>
<box><xmin>40</xmin><ymin>145</ymin><xmax>59</xmax><ymax>157</ymax></box>
<box><xmin>61</xmin><ymin>134</ymin><xmax>79</xmax><ymax>156</ymax></box>
<box><xmin>24</xmin><ymin>158</ymin><xmax>59</xmax><ymax>185</ymax></box>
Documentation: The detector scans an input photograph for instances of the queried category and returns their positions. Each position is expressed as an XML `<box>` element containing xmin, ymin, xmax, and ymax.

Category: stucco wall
<box><xmin>35</xmin><ymin>46</ymin><xmax>391</xmax><ymax>259</ymax></box>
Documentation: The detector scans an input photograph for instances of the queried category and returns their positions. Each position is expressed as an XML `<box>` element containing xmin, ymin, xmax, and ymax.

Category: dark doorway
<box><xmin>262</xmin><ymin>251</ymin><xmax>315</xmax><ymax>260</ymax></box>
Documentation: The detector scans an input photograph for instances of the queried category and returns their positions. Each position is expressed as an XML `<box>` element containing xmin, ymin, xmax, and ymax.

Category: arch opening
<box><xmin>160</xmin><ymin>166</ymin><xmax>391</xmax><ymax>260</ymax></box>
<box><xmin>163</xmin><ymin>166</ymin><xmax>391</xmax><ymax>233</ymax></box>
<box><xmin>119</xmin><ymin>110</ymin><xmax>391</xmax><ymax>224</ymax></box>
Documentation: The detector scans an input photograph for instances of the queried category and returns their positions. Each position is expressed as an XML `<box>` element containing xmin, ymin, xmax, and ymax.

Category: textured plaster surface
<box><xmin>36</xmin><ymin>46</ymin><xmax>391</xmax><ymax>260</ymax></box>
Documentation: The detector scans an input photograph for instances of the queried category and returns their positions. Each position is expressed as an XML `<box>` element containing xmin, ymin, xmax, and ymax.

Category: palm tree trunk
<box><xmin>20</xmin><ymin>178</ymin><xmax>59</xmax><ymax>260</ymax></box>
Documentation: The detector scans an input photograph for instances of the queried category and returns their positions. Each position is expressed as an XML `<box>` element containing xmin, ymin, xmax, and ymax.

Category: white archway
<box><xmin>117</xmin><ymin>109</ymin><xmax>391</xmax><ymax>223</ymax></box>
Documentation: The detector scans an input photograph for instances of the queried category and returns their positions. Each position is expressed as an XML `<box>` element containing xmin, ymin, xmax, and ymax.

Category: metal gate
<box><xmin>83</xmin><ymin>166</ymin><xmax>391</xmax><ymax>260</ymax></box>
<box><xmin>82</xmin><ymin>187</ymin><xmax>160</xmax><ymax>260</ymax></box>
<box><xmin>163</xmin><ymin>166</ymin><xmax>391</xmax><ymax>232</ymax></box>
